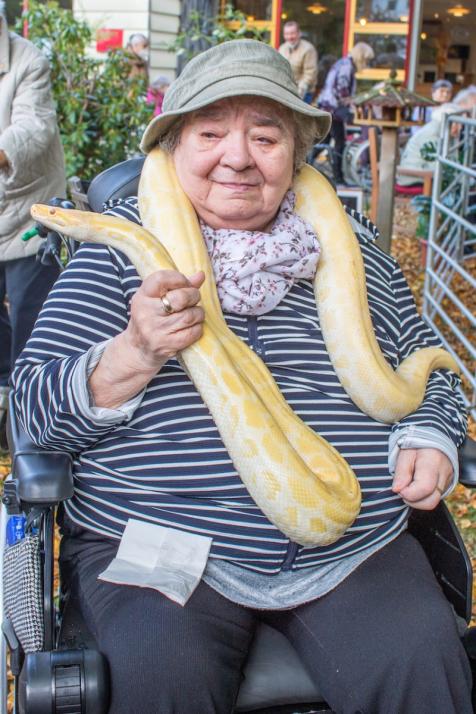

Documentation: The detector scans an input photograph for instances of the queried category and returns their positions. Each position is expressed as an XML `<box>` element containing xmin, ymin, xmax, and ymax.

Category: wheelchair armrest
<box><xmin>460</xmin><ymin>438</ymin><xmax>476</xmax><ymax>488</ymax></box>
<box><xmin>7</xmin><ymin>393</ymin><xmax>74</xmax><ymax>507</ymax></box>
<box><xmin>408</xmin><ymin>502</ymin><xmax>473</xmax><ymax>623</ymax></box>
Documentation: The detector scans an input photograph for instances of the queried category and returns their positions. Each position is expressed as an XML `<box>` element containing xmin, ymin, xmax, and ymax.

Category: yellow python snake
<box><xmin>30</xmin><ymin>148</ymin><xmax>458</xmax><ymax>547</ymax></box>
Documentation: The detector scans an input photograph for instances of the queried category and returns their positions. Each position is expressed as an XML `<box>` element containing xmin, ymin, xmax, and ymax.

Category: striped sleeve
<box><xmin>389</xmin><ymin>262</ymin><xmax>467</xmax><ymax>448</ymax></box>
<box><xmin>12</xmin><ymin>242</ymin><xmax>133</xmax><ymax>452</ymax></box>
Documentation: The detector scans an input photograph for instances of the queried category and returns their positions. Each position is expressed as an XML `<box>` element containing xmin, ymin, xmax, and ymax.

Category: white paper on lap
<box><xmin>98</xmin><ymin>518</ymin><xmax>212</xmax><ymax>606</ymax></box>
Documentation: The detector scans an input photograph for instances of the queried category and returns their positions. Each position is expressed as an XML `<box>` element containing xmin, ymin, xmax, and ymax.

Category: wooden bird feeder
<box><xmin>352</xmin><ymin>71</ymin><xmax>435</xmax><ymax>252</ymax></box>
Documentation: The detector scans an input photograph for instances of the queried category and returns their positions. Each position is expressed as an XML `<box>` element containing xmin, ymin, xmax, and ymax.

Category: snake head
<box><xmin>30</xmin><ymin>204</ymin><xmax>94</xmax><ymax>241</ymax></box>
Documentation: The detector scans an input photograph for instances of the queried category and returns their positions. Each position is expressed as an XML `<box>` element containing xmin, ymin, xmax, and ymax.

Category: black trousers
<box><xmin>60</xmin><ymin>527</ymin><xmax>472</xmax><ymax>714</ymax></box>
<box><xmin>329</xmin><ymin>119</ymin><xmax>346</xmax><ymax>183</ymax></box>
<box><xmin>0</xmin><ymin>255</ymin><xmax>60</xmax><ymax>385</ymax></box>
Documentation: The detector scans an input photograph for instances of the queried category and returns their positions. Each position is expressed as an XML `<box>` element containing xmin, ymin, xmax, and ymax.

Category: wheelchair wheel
<box><xmin>342</xmin><ymin>138</ymin><xmax>372</xmax><ymax>190</ymax></box>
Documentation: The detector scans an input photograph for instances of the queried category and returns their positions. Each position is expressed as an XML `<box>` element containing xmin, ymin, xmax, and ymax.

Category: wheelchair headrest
<box><xmin>87</xmin><ymin>157</ymin><xmax>145</xmax><ymax>213</ymax></box>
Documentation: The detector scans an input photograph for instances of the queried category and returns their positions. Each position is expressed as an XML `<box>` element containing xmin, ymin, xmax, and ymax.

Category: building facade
<box><xmin>106</xmin><ymin>0</ymin><xmax>476</xmax><ymax>92</ymax></box>
<box><xmin>8</xmin><ymin>0</ymin><xmax>475</xmax><ymax>91</ymax></box>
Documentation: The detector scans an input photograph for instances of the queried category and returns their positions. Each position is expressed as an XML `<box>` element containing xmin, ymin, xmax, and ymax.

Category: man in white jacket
<box><xmin>0</xmin><ymin>3</ymin><xmax>66</xmax><ymax>440</ymax></box>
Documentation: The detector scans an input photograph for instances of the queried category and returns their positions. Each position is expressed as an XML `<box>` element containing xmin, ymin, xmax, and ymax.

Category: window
<box><xmin>347</xmin><ymin>0</ymin><xmax>410</xmax><ymax>80</ymax></box>
<box><xmin>220</xmin><ymin>0</ymin><xmax>275</xmax><ymax>44</ymax></box>
<box><xmin>281</xmin><ymin>0</ymin><xmax>346</xmax><ymax>58</ymax></box>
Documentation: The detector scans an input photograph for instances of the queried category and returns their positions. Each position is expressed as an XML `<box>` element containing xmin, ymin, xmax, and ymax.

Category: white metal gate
<box><xmin>423</xmin><ymin>111</ymin><xmax>476</xmax><ymax>419</ymax></box>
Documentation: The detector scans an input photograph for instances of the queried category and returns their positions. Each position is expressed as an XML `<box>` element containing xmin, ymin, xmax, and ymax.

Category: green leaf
<box><xmin>17</xmin><ymin>0</ymin><xmax>151</xmax><ymax>181</ymax></box>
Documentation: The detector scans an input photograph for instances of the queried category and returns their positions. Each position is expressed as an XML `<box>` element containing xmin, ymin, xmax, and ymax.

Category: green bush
<box><xmin>16</xmin><ymin>1</ymin><xmax>152</xmax><ymax>180</ymax></box>
<box><xmin>412</xmin><ymin>140</ymin><xmax>462</xmax><ymax>240</ymax></box>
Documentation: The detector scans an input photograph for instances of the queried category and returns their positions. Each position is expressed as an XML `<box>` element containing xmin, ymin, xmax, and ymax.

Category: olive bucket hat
<box><xmin>140</xmin><ymin>39</ymin><xmax>331</xmax><ymax>153</ymax></box>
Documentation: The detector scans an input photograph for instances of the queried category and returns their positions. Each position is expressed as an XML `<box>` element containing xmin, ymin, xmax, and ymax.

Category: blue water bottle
<box><xmin>6</xmin><ymin>515</ymin><xmax>27</xmax><ymax>546</ymax></box>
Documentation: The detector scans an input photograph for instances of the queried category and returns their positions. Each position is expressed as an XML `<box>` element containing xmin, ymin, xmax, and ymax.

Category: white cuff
<box><xmin>388</xmin><ymin>426</ymin><xmax>459</xmax><ymax>498</ymax></box>
<box><xmin>72</xmin><ymin>340</ymin><xmax>145</xmax><ymax>424</ymax></box>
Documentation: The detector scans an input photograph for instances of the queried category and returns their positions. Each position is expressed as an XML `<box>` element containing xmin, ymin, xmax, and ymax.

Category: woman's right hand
<box><xmin>124</xmin><ymin>269</ymin><xmax>206</xmax><ymax>370</ymax></box>
<box><xmin>88</xmin><ymin>270</ymin><xmax>205</xmax><ymax>409</ymax></box>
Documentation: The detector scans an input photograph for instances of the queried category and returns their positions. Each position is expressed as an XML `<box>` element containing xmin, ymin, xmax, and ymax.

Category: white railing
<box><xmin>423</xmin><ymin>111</ymin><xmax>476</xmax><ymax>419</ymax></box>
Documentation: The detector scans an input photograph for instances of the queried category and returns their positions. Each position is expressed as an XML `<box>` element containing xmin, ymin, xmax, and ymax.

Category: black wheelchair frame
<box><xmin>2</xmin><ymin>158</ymin><xmax>476</xmax><ymax>714</ymax></box>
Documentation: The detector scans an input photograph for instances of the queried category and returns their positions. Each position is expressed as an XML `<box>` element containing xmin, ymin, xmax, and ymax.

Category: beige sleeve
<box><xmin>0</xmin><ymin>51</ymin><xmax>58</xmax><ymax>183</ymax></box>
<box><xmin>298</xmin><ymin>45</ymin><xmax>318</xmax><ymax>96</ymax></box>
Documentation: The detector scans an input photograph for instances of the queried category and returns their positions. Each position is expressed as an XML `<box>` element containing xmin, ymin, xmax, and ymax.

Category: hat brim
<box><xmin>140</xmin><ymin>75</ymin><xmax>331</xmax><ymax>153</ymax></box>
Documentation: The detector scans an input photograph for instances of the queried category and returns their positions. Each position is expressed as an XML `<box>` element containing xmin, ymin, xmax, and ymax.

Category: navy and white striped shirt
<box><xmin>12</xmin><ymin>201</ymin><xmax>467</xmax><ymax>573</ymax></box>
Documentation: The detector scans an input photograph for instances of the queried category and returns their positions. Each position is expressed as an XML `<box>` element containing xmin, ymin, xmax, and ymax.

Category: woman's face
<box><xmin>173</xmin><ymin>97</ymin><xmax>295</xmax><ymax>232</ymax></box>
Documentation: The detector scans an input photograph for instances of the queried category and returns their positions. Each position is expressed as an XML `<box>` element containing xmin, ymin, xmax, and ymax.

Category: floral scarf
<box><xmin>200</xmin><ymin>191</ymin><xmax>320</xmax><ymax>315</ymax></box>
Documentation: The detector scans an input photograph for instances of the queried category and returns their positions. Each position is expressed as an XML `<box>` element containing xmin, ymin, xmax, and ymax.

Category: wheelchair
<box><xmin>2</xmin><ymin>158</ymin><xmax>476</xmax><ymax>714</ymax></box>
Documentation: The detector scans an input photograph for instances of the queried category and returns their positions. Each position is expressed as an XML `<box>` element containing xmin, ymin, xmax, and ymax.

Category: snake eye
<box><xmin>48</xmin><ymin>208</ymin><xmax>56</xmax><ymax>215</ymax></box>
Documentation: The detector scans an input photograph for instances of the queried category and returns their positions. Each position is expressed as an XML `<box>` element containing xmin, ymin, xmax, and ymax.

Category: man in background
<box><xmin>0</xmin><ymin>2</ymin><xmax>66</xmax><ymax>443</ymax></box>
<box><xmin>279</xmin><ymin>21</ymin><xmax>317</xmax><ymax>103</ymax></box>
<box><xmin>126</xmin><ymin>32</ymin><xmax>149</xmax><ymax>81</ymax></box>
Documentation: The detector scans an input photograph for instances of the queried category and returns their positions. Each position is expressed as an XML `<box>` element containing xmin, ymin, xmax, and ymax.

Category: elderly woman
<box><xmin>12</xmin><ymin>40</ymin><xmax>471</xmax><ymax>714</ymax></box>
<box><xmin>317</xmin><ymin>42</ymin><xmax>374</xmax><ymax>183</ymax></box>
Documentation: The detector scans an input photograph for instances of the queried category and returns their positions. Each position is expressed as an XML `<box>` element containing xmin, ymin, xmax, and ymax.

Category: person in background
<box><xmin>306</xmin><ymin>54</ymin><xmax>338</xmax><ymax>168</ymax></box>
<box><xmin>453</xmin><ymin>84</ymin><xmax>476</xmax><ymax>113</ymax></box>
<box><xmin>278</xmin><ymin>21</ymin><xmax>317</xmax><ymax>103</ymax></box>
<box><xmin>126</xmin><ymin>32</ymin><xmax>149</xmax><ymax>82</ymax></box>
<box><xmin>146</xmin><ymin>75</ymin><xmax>171</xmax><ymax>117</ymax></box>
<box><xmin>432</xmin><ymin>78</ymin><xmax>453</xmax><ymax>105</ymax></box>
<box><xmin>317</xmin><ymin>42</ymin><xmax>374</xmax><ymax>183</ymax></box>
<box><xmin>315</xmin><ymin>54</ymin><xmax>337</xmax><ymax>96</ymax></box>
<box><xmin>410</xmin><ymin>79</ymin><xmax>453</xmax><ymax>134</ymax></box>
<box><xmin>0</xmin><ymin>2</ymin><xmax>66</xmax><ymax>445</ymax></box>
<box><xmin>398</xmin><ymin>102</ymin><xmax>461</xmax><ymax>187</ymax></box>
<box><xmin>127</xmin><ymin>32</ymin><xmax>149</xmax><ymax>58</ymax></box>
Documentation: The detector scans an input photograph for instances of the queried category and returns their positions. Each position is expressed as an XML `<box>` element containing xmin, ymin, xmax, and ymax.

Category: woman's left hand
<box><xmin>392</xmin><ymin>448</ymin><xmax>453</xmax><ymax>510</ymax></box>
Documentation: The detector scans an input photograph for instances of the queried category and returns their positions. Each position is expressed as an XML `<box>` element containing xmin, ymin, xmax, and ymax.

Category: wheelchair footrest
<box><xmin>18</xmin><ymin>649</ymin><xmax>109</xmax><ymax>714</ymax></box>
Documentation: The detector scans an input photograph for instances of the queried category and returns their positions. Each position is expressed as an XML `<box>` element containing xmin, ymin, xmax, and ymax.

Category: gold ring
<box><xmin>160</xmin><ymin>294</ymin><xmax>174</xmax><ymax>315</ymax></box>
